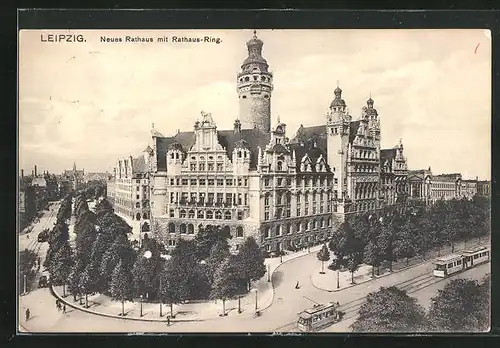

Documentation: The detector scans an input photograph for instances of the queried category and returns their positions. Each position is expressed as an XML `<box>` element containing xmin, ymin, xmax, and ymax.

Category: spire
<box><xmin>73</xmin><ymin>161</ymin><xmax>77</xmax><ymax>172</ymax></box>
<box><xmin>242</xmin><ymin>29</ymin><xmax>268</xmax><ymax>72</ymax></box>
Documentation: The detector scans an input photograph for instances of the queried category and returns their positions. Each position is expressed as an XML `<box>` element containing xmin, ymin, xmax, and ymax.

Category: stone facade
<box><xmin>109</xmin><ymin>149</ymin><xmax>152</xmax><ymax>229</ymax></box>
<box><xmin>477</xmin><ymin>180</ymin><xmax>491</xmax><ymax>197</ymax></box>
<box><xmin>145</xmin><ymin>31</ymin><xmax>410</xmax><ymax>252</ymax></box>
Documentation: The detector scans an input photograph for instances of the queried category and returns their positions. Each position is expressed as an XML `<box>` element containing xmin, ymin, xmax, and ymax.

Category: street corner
<box><xmin>310</xmin><ymin>264</ymin><xmax>375</xmax><ymax>292</ymax></box>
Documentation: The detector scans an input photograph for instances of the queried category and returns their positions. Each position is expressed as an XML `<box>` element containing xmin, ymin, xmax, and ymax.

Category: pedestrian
<box><xmin>26</xmin><ymin>234</ymin><xmax>29</xmax><ymax>239</ymax></box>
<box><xmin>56</xmin><ymin>299</ymin><xmax>59</xmax><ymax>310</ymax></box>
<box><xmin>295</xmin><ymin>281</ymin><xmax>300</xmax><ymax>289</ymax></box>
<box><xmin>167</xmin><ymin>316</ymin><xmax>170</xmax><ymax>326</ymax></box>
<box><xmin>63</xmin><ymin>304</ymin><xmax>66</xmax><ymax>314</ymax></box>
<box><xmin>25</xmin><ymin>308</ymin><xmax>30</xmax><ymax>321</ymax></box>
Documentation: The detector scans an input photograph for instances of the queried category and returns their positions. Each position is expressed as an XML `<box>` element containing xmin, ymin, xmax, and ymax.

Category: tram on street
<box><xmin>433</xmin><ymin>246</ymin><xmax>490</xmax><ymax>278</ymax></box>
<box><xmin>297</xmin><ymin>302</ymin><xmax>341</xmax><ymax>332</ymax></box>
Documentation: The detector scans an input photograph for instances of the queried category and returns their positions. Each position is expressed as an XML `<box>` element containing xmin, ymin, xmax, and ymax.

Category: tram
<box><xmin>297</xmin><ymin>302</ymin><xmax>341</xmax><ymax>332</ymax></box>
<box><xmin>433</xmin><ymin>246</ymin><xmax>490</xmax><ymax>278</ymax></box>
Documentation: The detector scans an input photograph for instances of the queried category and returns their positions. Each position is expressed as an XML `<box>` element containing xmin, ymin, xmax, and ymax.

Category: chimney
<box><xmin>34</xmin><ymin>165</ymin><xmax>38</xmax><ymax>177</ymax></box>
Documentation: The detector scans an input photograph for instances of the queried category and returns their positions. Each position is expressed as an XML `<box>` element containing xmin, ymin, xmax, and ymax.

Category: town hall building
<box><xmin>108</xmin><ymin>31</ymin><xmax>410</xmax><ymax>253</ymax></box>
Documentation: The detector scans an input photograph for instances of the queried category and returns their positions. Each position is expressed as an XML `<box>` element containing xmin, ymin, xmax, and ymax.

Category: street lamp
<box><xmin>252</xmin><ymin>288</ymin><xmax>258</xmax><ymax>311</ymax></box>
<box><xmin>140</xmin><ymin>294</ymin><xmax>143</xmax><ymax>317</ymax></box>
<box><xmin>267</xmin><ymin>264</ymin><xmax>271</xmax><ymax>282</ymax></box>
<box><xmin>238</xmin><ymin>295</ymin><xmax>242</xmax><ymax>314</ymax></box>
<box><xmin>23</xmin><ymin>274</ymin><xmax>27</xmax><ymax>294</ymax></box>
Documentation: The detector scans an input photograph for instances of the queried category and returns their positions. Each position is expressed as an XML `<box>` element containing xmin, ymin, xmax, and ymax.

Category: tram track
<box><xmin>273</xmin><ymin>247</ymin><xmax>490</xmax><ymax>332</ymax></box>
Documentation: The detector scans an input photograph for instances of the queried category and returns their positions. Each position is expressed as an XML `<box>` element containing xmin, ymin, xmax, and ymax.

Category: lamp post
<box><xmin>238</xmin><ymin>295</ymin><xmax>242</xmax><ymax>314</ymax></box>
<box><xmin>159</xmin><ymin>277</ymin><xmax>162</xmax><ymax>318</ymax></box>
<box><xmin>23</xmin><ymin>274</ymin><xmax>27</xmax><ymax>294</ymax></box>
<box><xmin>252</xmin><ymin>288</ymin><xmax>258</xmax><ymax>311</ymax></box>
<box><xmin>267</xmin><ymin>264</ymin><xmax>271</xmax><ymax>282</ymax></box>
<box><xmin>140</xmin><ymin>294</ymin><xmax>143</xmax><ymax>317</ymax></box>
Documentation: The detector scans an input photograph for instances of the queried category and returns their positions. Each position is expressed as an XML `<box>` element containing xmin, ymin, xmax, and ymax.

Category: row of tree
<box><xmin>351</xmin><ymin>274</ymin><xmax>490</xmax><ymax>332</ymax></box>
<box><xmin>324</xmin><ymin>196</ymin><xmax>490</xmax><ymax>283</ymax></box>
<box><xmin>45</xmin><ymin>193</ymin><xmax>268</xmax><ymax>316</ymax></box>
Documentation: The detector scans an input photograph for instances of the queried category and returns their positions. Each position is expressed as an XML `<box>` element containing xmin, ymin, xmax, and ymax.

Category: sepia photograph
<box><xmin>18</xmin><ymin>28</ymin><xmax>491</xmax><ymax>333</ymax></box>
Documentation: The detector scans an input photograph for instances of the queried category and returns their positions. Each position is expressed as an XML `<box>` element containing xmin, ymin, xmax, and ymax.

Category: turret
<box><xmin>237</xmin><ymin>30</ymin><xmax>273</xmax><ymax>133</ymax></box>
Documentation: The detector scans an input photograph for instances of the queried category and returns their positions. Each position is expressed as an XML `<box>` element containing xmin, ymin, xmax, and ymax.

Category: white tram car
<box><xmin>297</xmin><ymin>302</ymin><xmax>341</xmax><ymax>332</ymax></box>
<box><xmin>433</xmin><ymin>246</ymin><xmax>490</xmax><ymax>278</ymax></box>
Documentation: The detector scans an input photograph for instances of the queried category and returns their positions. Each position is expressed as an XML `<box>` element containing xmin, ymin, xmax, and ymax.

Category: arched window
<box><xmin>245</xmin><ymin>76</ymin><xmax>249</xmax><ymax>82</ymax></box>
<box><xmin>236</xmin><ymin>226</ymin><xmax>243</xmax><ymax>237</ymax></box>
<box><xmin>295</xmin><ymin>222</ymin><xmax>301</xmax><ymax>232</ymax></box>
<box><xmin>188</xmin><ymin>224</ymin><xmax>194</xmax><ymax>234</ymax></box>
<box><xmin>168</xmin><ymin>223</ymin><xmax>175</xmax><ymax>233</ymax></box>
<box><xmin>141</xmin><ymin>222</ymin><xmax>150</xmax><ymax>232</ymax></box>
<box><xmin>238</xmin><ymin>151</ymin><xmax>242</xmax><ymax>158</ymax></box>
<box><xmin>197</xmin><ymin>210</ymin><xmax>204</xmax><ymax>219</ymax></box>
<box><xmin>303</xmin><ymin>221</ymin><xmax>308</xmax><ymax>231</ymax></box>
<box><xmin>136</xmin><ymin>202</ymin><xmax>140</xmax><ymax>208</ymax></box>
<box><xmin>206</xmin><ymin>210</ymin><xmax>213</xmax><ymax>219</ymax></box>
<box><xmin>314</xmin><ymin>220</ymin><xmax>318</xmax><ymax>229</ymax></box>
<box><xmin>188</xmin><ymin>210</ymin><xmax>195</xmax><ymax>218</ymax></box>
<box><xmin>136</xmin><ymin>213</ymin><xmax>141</xmax><ymax>220</ymax></box>
<box><xmin>170</xmin><ymin>153</ymin><xmax>174</xmax><ymax>159</ymax></box>
<box><xmin>277</xmin><ymin>161</ymin><xmax>283</xmax><ymax>171</ymax></box>
<box><xmin>215</xmin><ymin>210</ymin><xmax>222</xmax><ymax>219</ymax></box>
<box><xmin>180</xmin><ymin>210</ymin><xmax>186</xmax><ymax>218</ymax></box>
<box><xmin>276</xmin><ymin>225</ymin><xmax>281</xmax><ymax>236</ymax></box>
<box><xmin>175</xmin><ymin>153</ymin><xmax>179</xmax><ymax>160</ymax></box>
<box><xmin>198</xmin><ymin>224</ymin><xmax>203</xmax><ymax>233</ymax></box>
<box><xmin>224</xmin><ymin>211</ymin><xmax>232</xmax><ymax>220</ymax></box>
<box><xmin>143</xmin><ymin>213</ymin><xmax>148</xmax><ymax>220</ymax></box>
<box><xmin>180</xmin><ymin>224</ymin><xmax>187</xmax><ymax>234</ymax></box>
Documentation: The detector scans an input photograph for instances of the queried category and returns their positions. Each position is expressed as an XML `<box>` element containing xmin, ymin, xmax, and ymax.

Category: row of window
<box><xmin>263</xmin><ymin>176</ymin><xmax>335</xmax><ymax>188</ymax></box>
<box><xmin>167</xmin><ymin>222</ymin><xmax>244</xmax><ymax>237</ymax></box>
<box><xmin>263</xmin><ymin>218</ymin><xmax>333</xmax><ymax>238</ymax></box>
<box><xmin>238</xmin><ymin>75</ymin><xmax>271</xmax><ymax>83</ymax></box>
<box><xmin>262</xmin><ymin>234</ymin><xmax>330</xmax><ymax>252</ymax></box>
<box><xmin>170</xmin><ymin>192</ymin><xmax>248</xmax><ymax>206</ymax></box>
<box><xmin>169</xmin><ymin>209</ymin><xmax>246</xmax><ymax>221</ymax></box>
<box><xmin>353</xmin><ymin>164</ymin><xmax>378</xmax><ymax>173</ymax></box>
<box><xmin>169</xmin><ymin>177</ymin><xmax>248</xmax><ymax>187</ymax></box>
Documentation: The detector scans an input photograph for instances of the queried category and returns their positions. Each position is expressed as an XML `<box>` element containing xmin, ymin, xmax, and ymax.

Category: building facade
<box><xmin>429</xmin><ymin>173</ymin><xmax>462</xmax><ymax>202</ymax></box>
<box><xmin>477</xmin><ymin>180</ymin><xmax>491</xmax><ymax>197</ymax></box>
<box><xmin>62</xmin><ymin>162</ymin><xmax>85</xmax><ymax>191</ymax></box>
<box><xmin>461</xmin><ymin>179</ymin><xmax>478</xmax><ymax>200</ymax></box>
<box><xmin>109</xmin><ymin>149</ymin><xmax>152</xmax><ymax>224</ymax></box>
<box><xmin>143</xmin><ymin>31</ymin><xmax>410</xmax><ymax>252</ymax></box>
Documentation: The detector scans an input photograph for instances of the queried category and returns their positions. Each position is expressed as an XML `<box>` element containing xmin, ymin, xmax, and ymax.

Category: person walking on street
<box><xmin>62</xmin><ymin>304</ymin><xmax>66</xmax><ymax>314</ymax></box>
<box><xmin>56</xmin><ymin>299</ymin><xmax>60</xmax><ymax>310</ymax></box>
<box><xmin>25</xmin><ymin>308</ymin><xmax>30</xmax><ymax>321</ymax></box>
<box><xmin>167</xmin><ymin>317</ymin><xmax>170</xmax><ymax>326</ymax></box>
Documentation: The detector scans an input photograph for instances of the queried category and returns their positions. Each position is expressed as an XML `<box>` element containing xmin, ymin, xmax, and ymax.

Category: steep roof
<box><xmin>289</xmin><ymin>143</ymin><xmax>330</xmax><ymax>173</ymax></box>
<box><xmin>132</xmin><ymin>155</ymin><xmax>148</xmax><ymax>173</ymax></box>
<box><xmin>155</xmin><ymin>128</ymin><xmax>270</xmax><ymax>171</ymax></box>
<box><xmin>380</xmin><ymin>148</ymin><xmax>397</xmax><ymax>160</ymax></box>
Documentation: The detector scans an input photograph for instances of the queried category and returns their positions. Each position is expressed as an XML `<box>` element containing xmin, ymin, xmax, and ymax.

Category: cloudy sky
<box><xmin>19</xmin><ymin>29</ymin><xmax>491</xmax><ymax>179</ymax></box>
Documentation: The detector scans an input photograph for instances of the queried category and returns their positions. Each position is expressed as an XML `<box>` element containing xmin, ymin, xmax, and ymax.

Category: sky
<box><xmin>19</xmin><ymin>29</ymin><xmax>491</xmax><ymax>179</ymax></box>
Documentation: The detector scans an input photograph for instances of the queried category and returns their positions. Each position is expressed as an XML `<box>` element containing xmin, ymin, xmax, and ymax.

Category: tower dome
<box><xmin>330</xmin><ymin>83</ymin><xmax>346</xmax><ymax>109</ymax></box>
<box><xmin>241</xmin><ymin>30</ymin><xmax>269</xmax><ymax>72</ymax></box>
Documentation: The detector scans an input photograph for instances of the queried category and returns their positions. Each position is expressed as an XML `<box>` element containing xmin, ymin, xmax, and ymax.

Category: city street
<box><xmin>18</xmin><ymin>232</ymin><xmax>490</xmax><ymax>333</ymax></box>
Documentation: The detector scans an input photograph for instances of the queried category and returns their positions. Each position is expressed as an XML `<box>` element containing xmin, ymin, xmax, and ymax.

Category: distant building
<box><xmin>477</xmin><ymin>180</ymin><xmax>491</xmax><ymax>197</ymax></box>
<box><xmin>62</xmin><ymin>162</ymin><xmax>85</xmax><ymax>191</ymax></box>
<box><xmin>108</xmin><ymin>150</ymin><xmax>151</xmax><ymax>231</ymax></box>
<box><xmin>408</xmin><ymin>168</ymin><xmax>433</xmax><ymax>205</ymax></box>
<box><xmin>85</xmin><ymin>172</ymin><xmax>110</xmax><ymax>183</ymax></box>
<box><xmin>380</xmin><ymin>140</ymin><xmax>409</xmax><ymax>207</ymax></box>
<box><xmin>430</xmin><ymin>173</ymin><xmax>462</xmax><ymax>202</ymax></box>
<box><xmin>19</xmin><ymin>171</ymin><xmax>36</xmax><ymax>231</ymax></box>
<box><xmin>461</xmin><ymin>179</ymin><xmax>478</xmax><ymax>200</ymax></box>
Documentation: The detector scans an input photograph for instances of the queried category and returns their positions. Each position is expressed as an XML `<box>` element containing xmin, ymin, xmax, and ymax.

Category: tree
<box><xmin>194</xmin><ymin>225</ymin><xmax>232</xmax><ymax>261</ymax></box>
<box><xmin>379</xmin><ymin>221</ymin><xmax>396</xmax><ymax>272</ymax></box>
<box><xmin>132</xmin><ymin>245</ymin><xmax>162</xmax><ymax>299</ymax></box>
<box><xmin>100</xmin><ymin>234</ymin><xmax>135</xmax><ymax>295</ymax></box>
<box><xmin>68</xmin><ymin>258</ymin><xmax>85</xmax><ymax>303</ymax></box>
<box><xmin>346</xmin><ymin>251</ymin><xmax>363</xmax><ymax>284</ymax></box>
<box><xmin>79</xmin><ymin>260</ymin><xmax>99</xmax><ymax>308</ymax></box>
<box><xmin>49</xmin><ymin>240</ymin><xmax>74</xmax><ymax>296</ymax></box>
<box><xmin>158</xmin><ymin>259</ymin><xmax>184</xmax><ymax>318</ymax></box>
<box><xmin>363</xmin><ymin>239</ymin><xmax>382</xmax><ymax>278</ymax></box>
<box><xmin>207</xmin><ymin>239</ymin><xmax>231</xmax><ymax>283</ymax></box>
<box><xmin>110</xmin><ymin>260</ymin><xmax>134</xmax><ymax>316</ymax></box>
<box><xmin>234</xmin><ymin>237</ymin><xmax>266</xmax><ymax>291</ymax></box>
<box><xmin>169</xmin><ymin>239</ymin><xmax>199</xmax><ymax>301</ymax></box>
<box><xmin>394</xmin><ymin>218</ymin><xmax>417</xmax><ymax>267</ymax></box>
<box><xmin>351</xmin><ymin>286</ymin><xmax>427</xmax><ymax>332</ymax></box>
<box><xmin>428</xmin><ymin>278</ymin><xmax>487</xmax><ymax>332</ymax></box>
<box><xmin>94</xmin><ymin>198</ymin><xmax>114</xmax><ymax>218</ymax></box>
<box><xmin>210</xmin><ymin>256</ymin><xmax>242</xmax><ymax>316</ymax></box>
<box><xmin>316</xmin><ymin>244</ymin><xmax>330</xmax><ymax>274</ymax></box>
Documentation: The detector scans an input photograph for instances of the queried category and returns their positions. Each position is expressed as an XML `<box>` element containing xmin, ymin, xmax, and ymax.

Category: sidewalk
<box><xmin>19</xmin><ymin>288</ymin><xmax>65</xmax><ymax>333</ymax></box>
<box><xmin>51</xmin><ymin>244</ymin><xmax>323</xmax><ymax>322</ymax></box>
<box><xmin>311</xmin><ymin>237</ymin><xmax>489</xmax><ymax>292</ymax></box>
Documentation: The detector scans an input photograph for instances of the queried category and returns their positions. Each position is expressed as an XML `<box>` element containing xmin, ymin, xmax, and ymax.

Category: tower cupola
<box><xmin>237</xmin><ymin>30</ymin><xmax>274</xmax><ymax>133</ymax></box>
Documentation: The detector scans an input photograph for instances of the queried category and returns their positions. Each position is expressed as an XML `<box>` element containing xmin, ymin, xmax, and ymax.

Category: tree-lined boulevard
<box><xmin>19</xmin><ymin>189</ymin><xmax>490</xmax><ymax>333</ymax></box>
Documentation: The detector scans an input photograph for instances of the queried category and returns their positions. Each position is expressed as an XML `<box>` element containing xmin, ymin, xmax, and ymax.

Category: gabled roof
<box><xmin>132</xmin><ymin>155</ymin><xmax>147</xmax><ymax>173</ymax></box>
<box><xmin>289</xmin><ymin>143</ymin><xmax>330</xmax><ymax>173</ymax></box>
<box><xmin>380</xmin><ymin>148</ymin><xmax>397</xmax><ymax>160</ymax></box>
<box><xmin>155</xmin><ymin>128</ymin><xmax>270</xmax><ymax>171</ymax></box>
